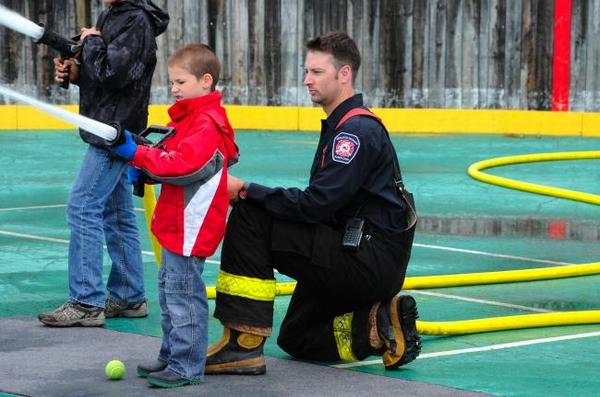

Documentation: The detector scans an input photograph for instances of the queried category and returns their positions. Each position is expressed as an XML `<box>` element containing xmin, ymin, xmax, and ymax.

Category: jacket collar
<box><xmin>325</xmin><ymin>94</ymin><xmax>364</xmax><ymax>131</ymax></box>
<box><xmin>168</xmin><ymin>90</ymin><xmax>223</xmax><ymax>122</ymax></box>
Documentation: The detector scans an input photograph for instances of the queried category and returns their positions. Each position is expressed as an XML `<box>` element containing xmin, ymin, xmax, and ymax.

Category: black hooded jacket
<box><xmin>76</xmin><ymin>0</ymin><xmax>169</xmax><ymax>146</ymax></box>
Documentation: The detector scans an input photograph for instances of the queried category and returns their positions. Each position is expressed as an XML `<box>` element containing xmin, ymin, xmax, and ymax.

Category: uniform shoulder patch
<box><xmin>332</xmin><ymin>132</ymin><xmax>360</xmax><ymax>164</ymax></box>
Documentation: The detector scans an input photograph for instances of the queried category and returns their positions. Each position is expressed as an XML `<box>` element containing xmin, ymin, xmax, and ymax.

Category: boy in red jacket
<box><xmin>111</xmin><ymin>43</ymin><xmax>238</xmax><ymax>388</ymax></box>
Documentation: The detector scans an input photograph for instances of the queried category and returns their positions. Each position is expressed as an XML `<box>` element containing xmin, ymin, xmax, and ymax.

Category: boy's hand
<box><xmin>127</xmin><ymin>167</ymin><xmax>142</xmax><ymax>184</ymax></box>
<box><xmin>80</xmin><ymin>27</ymin><xmax>101</xmax><ymax>41</ymax></box>
<box><xmin>111</xmin><ymin>130</ymin><xmax>138</xmax><ymax>161</ymax></box>
<box><xmin>53</xmin><ymin>57</ymin><xmax>79</xmax><ymax>84</ymax></box>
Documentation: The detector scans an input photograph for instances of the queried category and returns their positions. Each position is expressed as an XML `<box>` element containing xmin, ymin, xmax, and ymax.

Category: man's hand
<box><xmin>111</xmin><ymin>130</ymin><xmax>138</xmax><ymax>161</ymax></box>
<box><xmin>227</xmin><ymin>174</ymin><xmax>246</xmax><ymax>205</ymax></box>
<box><xmin>80</xmin><ymin>27</ymin><xmax>101</xmax><ymax>41</ymax></box>
<box><xmin>53</xmin><ymin>57</ymin><xmax>79</xmax><ymax>84</ymax></box>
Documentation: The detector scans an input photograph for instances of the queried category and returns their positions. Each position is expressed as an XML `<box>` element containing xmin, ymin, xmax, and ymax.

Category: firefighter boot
<box><xmin>376</xmin><ymin>295</ymin><xmax>421</xmax><ymax>369</ymax></box>
<box><xmin>205</xmin><ymin>327</ymin><xmax>267</xmax><ymax>375</ymax></box>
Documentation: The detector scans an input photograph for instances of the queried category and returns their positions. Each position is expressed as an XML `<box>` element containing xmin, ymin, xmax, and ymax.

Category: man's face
<box><xmin>303</xmin><ymin>51</ymin><xmax>342</xmax><ymax>106</ymax></box>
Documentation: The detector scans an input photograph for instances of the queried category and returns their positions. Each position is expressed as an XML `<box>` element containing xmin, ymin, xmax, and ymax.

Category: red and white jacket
<box><xmin>130</xmin><ymin>90</ymin><xmax>239</xmax><ymax>257</ymax></box>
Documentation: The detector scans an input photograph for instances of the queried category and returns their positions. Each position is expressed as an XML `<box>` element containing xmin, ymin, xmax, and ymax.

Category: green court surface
<box><xmin>1</xmin><ymin>129</ymin><xmax>599</xmax><ymax>396</ymax></box>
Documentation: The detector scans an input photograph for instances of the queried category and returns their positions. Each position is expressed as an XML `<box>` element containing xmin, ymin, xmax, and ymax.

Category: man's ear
<box><xmin>339</xmin><ymin>65</ymin><xmax>352</xmax><ymax>84</ymax></box>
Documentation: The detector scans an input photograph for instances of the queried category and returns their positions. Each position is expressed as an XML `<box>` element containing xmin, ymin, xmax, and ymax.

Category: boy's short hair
<box><xmin>168</xmin><ymin>43</ymin><xmax>221</xmax><ymax>91</ymax></box>
<box><xmin>305</xmin><ymin>32</ymin><xmax>361</xmax><ymax>83</ymax></box>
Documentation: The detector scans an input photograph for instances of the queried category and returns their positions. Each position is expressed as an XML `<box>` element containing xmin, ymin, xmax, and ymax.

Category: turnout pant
<box><xmin>214</xmin><ymin>202</ymin><xmax>414</xmax><ymax>361</ymax></box>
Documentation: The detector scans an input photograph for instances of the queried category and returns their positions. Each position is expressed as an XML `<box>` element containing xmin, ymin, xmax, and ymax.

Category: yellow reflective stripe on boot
<box><xmin>333</xmin><ymin>312</ymin><xmax>357</xmax><ymax>361</ymax></box>
<box><xmin>216</xmin><ymin>270</ymin><xmax>276</xmax><ymax>301</ymax></box>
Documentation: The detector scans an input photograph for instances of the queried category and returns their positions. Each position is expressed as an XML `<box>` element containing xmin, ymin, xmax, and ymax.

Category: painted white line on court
<box><xmin>0</xmin><ymin>231</ymin><xmax>554</xmax><ymax>297</ymax></box>
<box><xmin>414</xmin><ymin>243</ymin><xmax>573</xmax><ymax>266</ymax></box>
<box><xmin>0</xmin><ymin>204</ymin><xmax>66</xmax><ymax>212</ymax></box>
<box><xmin>0</xmin><ymin>230</ymin><xmax>220</xmax><ymax>265</ymax></box>
<box><xmin>0</xmin><ymin>230</ymin><xmax>577</xmax><ymax>269</ymax></box>
<box><xmin>407</xmin><ymin>290</ymin><xmax>553</xmax><ymax>313</ymax></box>
<box><xmin>0</xmin><ymin>204</ymin><xmax>145</xmax><ymax>213</ymax></box>
<box><xmin>0</xmin><ymin>206</ymin><xmax>582</xmax><ymax>266</ymax></box>
<box><xmin>0</xmin><ymin>230</ymin><xmax>578</xmax><ymax>270</ymax></box>
<box><xmin>0</xmin><ymin>211</ymin><xmax>572</xmax><ymax>267</ymax></box>
<box><xmin>332</xmin><ymin>331</ymin><xmax>600</xmax><ymax>369</ymax></box>
<box><xmin>0</xmin><ymin>230</ymin><xmax>69</xmax><ymax>244</ymax></box>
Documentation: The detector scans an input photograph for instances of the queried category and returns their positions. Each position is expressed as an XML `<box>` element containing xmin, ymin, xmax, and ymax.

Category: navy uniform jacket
<box><xmin>245</xmin><ymin>94</ymin><xmax>408</xmax><ymax>234</ymax></box>
<box><xmin>76</xmin><ymin>0</ymin><xmax>169</xmax><ymax>146</ymax></box>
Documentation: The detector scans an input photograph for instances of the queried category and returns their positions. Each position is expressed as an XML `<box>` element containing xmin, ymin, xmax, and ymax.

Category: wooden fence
<box><xmin>1</xmin><ymin>0</ymin><xmax>599</xmax><ymax>111</ymax></box>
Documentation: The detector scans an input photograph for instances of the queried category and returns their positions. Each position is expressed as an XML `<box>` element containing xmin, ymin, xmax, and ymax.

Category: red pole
<box><xmin>551</xmin><ymin>0</ymin><xmax>572</xmax><ymax>111</ymax></box>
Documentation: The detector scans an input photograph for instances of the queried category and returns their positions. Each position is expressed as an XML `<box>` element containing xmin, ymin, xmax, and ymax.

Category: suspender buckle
<box><xmin>394</xmin><ymin>179</ymin><xmax>405</xmax><ymax>192</ymax></box>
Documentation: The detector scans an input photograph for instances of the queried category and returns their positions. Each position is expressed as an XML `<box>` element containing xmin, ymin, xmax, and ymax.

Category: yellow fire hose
<box><xmin>419</xmin><ymin>150</ymin><xmax>600</xmax><ymax>335</ymax></box>
<box><xmin>201</xmin><ymin>261</ymin><xmax>600</xmax><ymax>300</ymax></box>
<box><xmin>467</xmin><ymin>151</ymin><xmax>600</xmax><ymax>205</ymax></box>
<box><xmin>418</xmin><ymin>311</ymin><xmax>600</xmax><ymax>335</ymax></box>
<box><xmin>142</xmin><ymin>150</ymin><xmax>600</xmax><ymax>335</ymax></box>
<box><xmin>142</xmin><ymin>185</ymin><xmax>161</xmax><ymax>267</ymax></box>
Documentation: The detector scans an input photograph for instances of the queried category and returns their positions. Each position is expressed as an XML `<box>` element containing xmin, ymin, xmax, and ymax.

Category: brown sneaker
<box><xmin>205</xmin><ymin>328</ymin><xmax>266</xmax><ymax>375</ymax></box>
<box><xmin>105</xmin><ymin>299</ymin><xmax>148</xmax><ymax>318</ymax></box>
<box><xmin>38</xmin><ymin>301</ymin><xmax>105</xmax><ymax>327</ymax></box>
<box><xmin>377</xmin><ymin>295</ymin><xmax>421</xmax><ymax>369</ymax></box>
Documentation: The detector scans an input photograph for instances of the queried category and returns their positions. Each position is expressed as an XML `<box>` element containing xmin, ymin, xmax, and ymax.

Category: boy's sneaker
<box><xmin>137</xmin><ymin>360</ymin><xmax>168</xmax><ymax>378</ymax></box>
<box><xmin>376</xmin><ymin>295</ymin><xmax>421</xmax><ymax>369</ymax></box>
<box><xmin>104</xmin><ymin>299</ymin><xmax>148</xmax><ymax>318</ymax></box>
<box><xmin>38</xmin><ymin>301</ymin><xmax>105</xmax><ymax>327</ymax></box>
<box><xmin>147</xmin><ymin>368</ymin><xmax>202</xmax><ymax>388</ymax></box>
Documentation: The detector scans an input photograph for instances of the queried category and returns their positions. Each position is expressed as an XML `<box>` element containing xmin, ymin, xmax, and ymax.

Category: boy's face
<box><xmin>168</xmin><ymin>65</ymin><xmax>212</xmax><ymax>101</ymax></box>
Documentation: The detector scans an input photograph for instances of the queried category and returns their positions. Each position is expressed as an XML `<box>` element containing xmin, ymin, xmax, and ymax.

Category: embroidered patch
<box><xmin>332</xmin><ymin>132</ymin><xmax>360</xmax><ymax>164</ymax></box>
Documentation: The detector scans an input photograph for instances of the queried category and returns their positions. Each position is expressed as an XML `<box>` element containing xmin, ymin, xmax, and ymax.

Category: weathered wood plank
<box><xmin>522</xmin><ymin>0</ymin><xmax>553</xmax><ymax>110</ymax></box>
<box><xmin>1</xmin><ymin>0</ymin><xmax>600</xmax><ymax>111</ymax></box>
<box><xmin>478</xmin><ymin>0</ymin><xmax>491</xmax><ymax>108</ymax></box>
<box><xmin>521</xmin><ymin>0</ymin><xmax>535</xmax><ymax>109</ymax></box>
<box><xmin>358</xmin><ymin>0</ymin><xmax>379</xmax><ymax>106</ymax></box>
<box><xmin>537</xmin><ymin>0</ymin><xmax>554</xmax><ymax>110</ymax></box>
<box><xmin>380</xmin><ymin>0</ymin><xmax>404</xmax><ymax>107</ymax></box>
<box><xmin>282</xmin><ymin>0</ymin><xmax>304</xmax><ymax>106</ymax></box>
<box><xmin>584</xmin><ymin>0</ymin><xmax>600</xmax><ymax>110</ymax></box>
<box><xmin>504</xmin><ymin>0</ymin><xmax>523</xmax><ymax>109</ymax></box>
<box><xmin>570</xmin><ymin>0</ymin><xmax>588</xmax><ymax>110</ymax></box>
<box><xmin>461</xmin><ymin>0</ymin><xmax>481</xmax><ymax>109</ymax></box>
<box><xmin>411</xmin><ymin>0</ymin><xmax>426</xmax><ymax>108</ymax></box>
<box><xmin>263</xmin><ymin>0</ymin><xmax>281</xmax><ymax>105</ymax></box>
<box><xmin>487</xmin><ymin>0</ymin><xmax>506</xmax><ymax>109</ymax></box>
<box><xmin>445</xmin><ymin>0</ymin><xmax>461</xmax><ymax>108</ymax></box>
<box><xmin>428</xmin><ymin>0</ymin><xmax>447</xmax><ymax>108</ymax></box>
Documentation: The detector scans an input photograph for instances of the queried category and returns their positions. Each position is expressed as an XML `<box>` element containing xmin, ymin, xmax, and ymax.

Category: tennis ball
<box><xmin>105</xmin><ymin>360</ymin><xmax>126</xmax><ymax>380</ymax></box>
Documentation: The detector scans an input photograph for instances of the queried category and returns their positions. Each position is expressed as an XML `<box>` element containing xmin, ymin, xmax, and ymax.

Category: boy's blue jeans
<box><xmin>66</xmin><ymin>145</ymin><xmax>145</xmax><ymax>308</ymax></box>
<box><xmin>158</xmin><ymin>248</ymin><xmax>208</xmax><ymax>381</ymax></box>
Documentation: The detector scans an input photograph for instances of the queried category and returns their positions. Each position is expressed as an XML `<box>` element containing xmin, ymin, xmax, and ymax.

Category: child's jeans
<box><xmin>66</xmin><ymin>145</ymin><xmax>145</xmax><ymax>308</ymax></box>
<box><xmin>158</xmin><ymin>248</ymin><xmax>208</xmax><ymax>381</ymax></box>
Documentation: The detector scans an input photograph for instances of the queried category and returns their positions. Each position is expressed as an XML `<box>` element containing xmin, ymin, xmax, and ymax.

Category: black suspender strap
<box><xmin>336</xmin><ymin>108</ymin><xmax>417</xmax><ymax>230</ymax></box>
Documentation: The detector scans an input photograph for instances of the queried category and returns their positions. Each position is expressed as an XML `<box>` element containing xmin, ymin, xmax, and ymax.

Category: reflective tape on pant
<box><xmin>333</xmin><ymin>312</ymin><xmax>357</xmax><ymax>361</ymax></box>
<box><xmin>216</xmin><ymin>270</ymin><xmax>276</xmax><ymax>301</ymax></box>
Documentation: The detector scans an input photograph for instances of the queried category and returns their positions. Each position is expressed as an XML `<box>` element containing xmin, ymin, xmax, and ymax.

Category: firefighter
<box><xmin>206</xmin><ymin>32</ymin><xmax>421</xmax><ymax>375</ymax></box>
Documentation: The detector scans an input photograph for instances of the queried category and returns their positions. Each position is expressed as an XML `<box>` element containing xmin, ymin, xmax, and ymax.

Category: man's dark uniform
<box><xmin>212</xmin><ymin>94</ymin><xmax>418</xmax><ymax>365</ymax></box>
